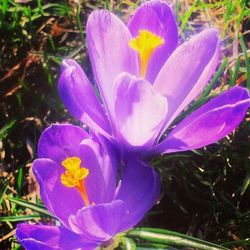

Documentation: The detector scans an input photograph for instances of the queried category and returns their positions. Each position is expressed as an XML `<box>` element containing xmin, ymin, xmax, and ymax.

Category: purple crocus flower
<box><xmin>59</xmin><ymin>0</ymin><xmax>250</xmax><ymax>160</ymax></box>
<box><xmin>16</xmin><ymin>124</ymin><xmax>160</xmax><ymax>249</ymax></box>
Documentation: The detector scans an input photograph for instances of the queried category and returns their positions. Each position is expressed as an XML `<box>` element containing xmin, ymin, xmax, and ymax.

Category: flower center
<box><xmin>61</xmin><ymin>157</ymin><xmax>90</xmax><ymax>206</ymax></box>
<box><xmin>129</xmin><ymin>29</ymin><xmax>164</xmax><ymax>78</ymax></box>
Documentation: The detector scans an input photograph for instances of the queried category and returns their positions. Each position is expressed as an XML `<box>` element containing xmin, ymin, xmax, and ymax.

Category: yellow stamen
<box><xmin>129</xmin><ymin>29</ymin><xmax>164</xmax><ymax>78</ymax></box>
<box><xmin>61</xmin><ymin>157</ymin><xmax>90</xmax><ymax>206</ymax></box>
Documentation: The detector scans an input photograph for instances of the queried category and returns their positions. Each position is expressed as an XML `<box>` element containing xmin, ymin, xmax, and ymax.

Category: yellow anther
<box><xmin>62</xmin><ymin>157</ymin><xmax>81</xmax><ymax>171</ymax></box>
<box><xmin>60</xmin><ymin>157</ymin><xmax>90</xmax><ymax>206</ymax></box>
<box><xmin>61</xmin><ymin>171</ymin><xmax>79</xmax><ymax>187</ymax></box>
<box><xmin>129</xmin><ymin>29</ymin><xmax>164</xmax><ymax>78</ymax></box>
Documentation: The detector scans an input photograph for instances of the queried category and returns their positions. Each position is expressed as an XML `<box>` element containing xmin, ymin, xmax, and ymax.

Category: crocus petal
<box><xmin>90</xmin><ymin>132</ymin><xmax>119</xmax><ymax>175</ymax></box>
<box><xmin>38</xmin><ymin>124</ymin><xmax>89</xmax><ymax>164</ymax></box>
<box><xmin>58</xmin><ymin>59</ymin><xmax>111</xmax><ymax>137</ymax></box>
<box><xmin>79</xmin><ymin>139</ymin><xmax>116</xmax><ymax>204</ymax></box>
<box><xmin>154</xmin><ymin>29</ymin><xmax>220</xmax><ymax>135</ymax></box>
<box><xmin>128</xmin><ymin>0</ymin><xmax>178</xmax><ymax>82</ymax></box>
<box><xmin>116</xmin><ymin>159</ymin><xmax>160</xmax><ymax>231</ymax></box>
<box><xmin>113</xmin><ymin>72</ymin><xmax>168</xmax><ymax>147</ymax></box>
<box><xmin>16</xmin><ymin>224</ymin><xmax>96</xmax><ymax>250</ymax></box>
<box><xmin>69</xmin><ymin>200</ymin><xmax>125</xmax><ymax>242</ymax></box>
<box><xmin>152</xmin><ymin>87</ymin><xmax>250</xmax><ymax>155</ymax></box>
<box><xmin>33</xmin><ymin>159</ymin><xmax>84</xmax><ymax>227</ymax></box>
<box><xmin>87</xmin><ymin>10</ymin><xmax>139</xmax><ymax>116</ymax></box>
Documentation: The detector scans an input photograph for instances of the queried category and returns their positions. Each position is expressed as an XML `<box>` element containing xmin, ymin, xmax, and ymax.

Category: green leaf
<box><xmin>0</xmin><ymin>182</ymin><xmax>8</xmax><ymax>205</ymax></box>
<box><xmin>8</xmin><ymin>196</ymin><xmax>55</xmax><ymax>218</ymax></box>
<box><xmin>17</xmin><ymin>168</ymin><xmax>23</xmax><ymax>195</ymax></box>
<box><xmin>239</xmin><ymin>33</ymin><xmax>250</xmax><ymax>89</ymax></box>
<box><xmin>1</xmin><ymin>0</ymin><xmax>8</xmax><ymax>17</ymax></box>
<box><xmin>221</xmin><ymin>239</ymin><xmax>250</xmax><ymax>247</ymax></box>
<box><xmin>0</xmin><ymin>119</ymin><xmax>16</xmax><ymax>140</ymax></box>
<box><xmin>171</xmin><ymin>95</ymin><xmax>211</xmax><ymax>126</ymax></box>
<box><xmin>202</xmin><ymin>58</ymin><xmax>228</xmax><ymax>97</ymax></box>
<box><xmin>241</xmin><ymin>160</ymin><xmax>250</xmax><ymax>195</ymax></box>
<box><xmin>37</xmin><ymin>0</ymin><xmax>45</xmax><ymax>16</ymax></box>
<box><xmin>137</xmin><ymin>242</ymin><xmax>175</xmax><ymax>249</ymax></box>
<box><xmin>0</xmin><ymin>215</ymin><xmax>42</xmax><ymax>222</ymax></box>
<box><xmin>121</xmin><ymin>237</ymin><xmax>136</xmax><ymax>250</ymax></box>
<box><xmin>127</xmin><ymin>228</ymin><xmax>229</xmax><ymax>250</ymax></box>
<box><xmin>180</xmin><ymin>0</ymin><xmax>198</xmax><ymax>31</ymax></box>
<box><xmin>76</xmin><ymin>3</ymin><xmax>84</xmax><ymax>41</ymax></box>
<box><xmin>230</xmin><ymin>56</ymin><xmax>241</xmax><ymax>87</ymax></box>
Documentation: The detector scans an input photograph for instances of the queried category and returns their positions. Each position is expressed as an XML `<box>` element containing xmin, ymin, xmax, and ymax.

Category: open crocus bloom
<box><xmin>16</xmin><ymin>124</ymin><xmax>160</xmax><ymax>250</ymax></box>
<box><xmin>59</xmin><ymin>0</ymin><xmax>250</xmax><ymax>160</ymax></box>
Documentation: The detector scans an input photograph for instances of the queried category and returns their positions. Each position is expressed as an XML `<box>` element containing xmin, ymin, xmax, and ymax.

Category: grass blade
<box><xmin>8</xmin><ymin>197</ymin><xmax>54</xmax><ymax>218</ymax></box>
<box><xmin>0</xmin><ymin>120</ymin><xmax>16</xmax><ymax>140</ymax></box>
<box><xmin>121</xmin><ymin>237</ymin><xmax>136</xmax><ymax>250</ymax></box>
<box><xmin>0</xmin><ymin>182</ymin><xmax>8</xmax><ymax>205</ymax></box>
<box><xmin>221</xmin><ymin>239</ymin><xmax>250</xmax><ymax>247</ymax></box>
<box><xmin>0</xmin><ymin>215</ymin><xmax>42</xmax><ymax>222</ymax></box>
<box><xmin>127</xmin><ymin>228</ymin><xmax>229</xmax><ymax>250</ymax></box>
<box><xmin>17</xmin><ymin>168</ymin><xmax>23</xmax><ymax>195</ymax></box>
<box><xmin>239</xmin><ymin>33</ymin><xmax>250</xmax><ymax>88</ymax></box>
<box><xmin>137</xmin><ymin>242</ymin><xmax>175</xmax><ymax>249</ymax></box>
<box><xmin>202</xmin><ymin>58</ymin><xmax>228</xmax><ymax>97</ymax></box>
<box><xmin>230</xmin><ymin>56</ymin><xmax>241</xmax><ymax>87</ymax></box>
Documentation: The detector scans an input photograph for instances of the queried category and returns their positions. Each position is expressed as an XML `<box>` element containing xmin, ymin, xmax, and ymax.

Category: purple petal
<box><xmin>58</xmin><ymin>59</ymin><xmax>111</xmax><ymax>137</ymax></box>
<box><xmin>128</xmin><ymin>0</ymin><xmax>178</xmax><ymax>83</ymax></box>
<box><xmin>87</xmin><ymin>10</ymin><xmax>139</xmax><ymax>117</ymax></box>
<box><xmin>16</xmin><ymin>224</ymin><xmax>97</xmax><ymax>250</ymax></box>
<box><xmin>33</xmin><ymin>159</ymin><xmax>84</xmax><ymax>227</ymax></box>
<box><xmin>113</xmin><ymin>72</ymin><xmax>168</xmax><ymax>147</ymax></box>
<box><xmin>152</xmin><ymin>87</ymin><xmax>250</xmax><ymax>155</ymax></box>
<box><xmin>69</xmin><ymin>200</ymin><xmax>125</xmax><ymax>242</ymax></box>
<box><xmin>90</xmin><ymin>132</ymin><xmax>119</xmax><ymax>175</ymax></box>
<box><xmin>116</xmin><ymin>159</ymin><xmax>160</xmax><ymax>231</ymax></box>
<box><xmin>38</xmin><ymin>124</ymin><xmax>89</xmax><ymax>164</ymax></box>
<box><xmin>154</xmin><ymin>29</ymin><xmax>220</xmax><ymax>135</ymax></box>
<box><xmin>79</xmin><ymin>139</ymin><xmax>116</xmax><ymax>204</ymax></box>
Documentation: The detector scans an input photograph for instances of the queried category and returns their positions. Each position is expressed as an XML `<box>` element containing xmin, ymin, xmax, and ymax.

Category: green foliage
<box><xmin>127</xmin><ymin>228</ymin><xmax>228</xmax><ymax>250</ymax></box>
<box><xmin>0</xmin><ymin>120</ymin><xmax>16</xmax><ymax>140</ymax></box>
